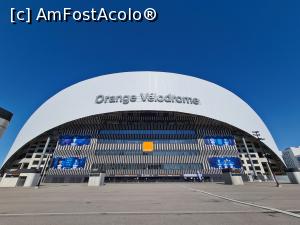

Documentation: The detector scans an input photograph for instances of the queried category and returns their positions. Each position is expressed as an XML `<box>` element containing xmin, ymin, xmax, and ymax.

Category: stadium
<box><xmin>0</xmin><ymin>72</ymin><xmax>285</xmax><ymax>184</ymax></box>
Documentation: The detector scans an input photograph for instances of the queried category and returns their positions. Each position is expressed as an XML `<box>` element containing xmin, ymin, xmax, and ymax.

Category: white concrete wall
<box><xmin>0</xmin><ymin>176</ymin><xmax>19</xmax><ymax>187</ymax></box>
<box><xmin>20</xmin><ymin>173</ymin><xmax>40</xmax><ymax>187</ymax></box>
<box><xmin>88</xmin><ymin>176</ymin><xmax>101</xmax><ymax>186</ymax></box>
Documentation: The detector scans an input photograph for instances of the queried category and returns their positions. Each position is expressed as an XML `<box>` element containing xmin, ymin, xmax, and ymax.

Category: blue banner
<box><xmin>204</xmin><ymin>136</ymin><xmax>235</xmax><ymax>146</ymax></box>
<box><xmin>59</xmin><ymin>135</ymin><xmax>91</xmax><ymax>146</ymax></box>
<box><xmin>208</xmin><ymin>157</ymin><xmax>241</xmax><ymax>169</ymax></box>
<box><xmin>52</xmin><ymin>157</ymin><xmax>86</xmax><ymax>169</ymax></box>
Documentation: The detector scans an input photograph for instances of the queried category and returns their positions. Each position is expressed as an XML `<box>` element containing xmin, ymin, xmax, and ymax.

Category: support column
<box><xmin>242</xmin><ymin>137</ymin><xmax>258</xmax><ymax>179</ymax></box>
<box><xmin>37</xmin><ymin>137</ymin><xmax>50</xmax><ymax>170</ymax></box>
<box><xmin>265</xmin><ymin>160</ymin><xmax>275</xmax><ymax>181</ymax></box>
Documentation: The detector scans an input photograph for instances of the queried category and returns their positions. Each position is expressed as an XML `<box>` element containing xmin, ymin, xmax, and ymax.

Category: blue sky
<box><xmin>0</xmin><ymin>1</ymin><xmax>300</xmax><ymax>165</ymax></box>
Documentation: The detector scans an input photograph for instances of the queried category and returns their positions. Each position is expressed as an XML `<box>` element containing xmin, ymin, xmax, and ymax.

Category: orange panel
<box><xmin>143</xmin><ymin>142</ymin><xmax>154</xmax><ymax>152</ymax></box>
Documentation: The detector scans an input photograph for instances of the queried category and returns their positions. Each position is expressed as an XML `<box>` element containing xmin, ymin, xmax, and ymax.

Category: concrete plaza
<box><xmin>0</xmin><ymin>182</ymin><xmax>299</xmax><ymax>225</ymax></box>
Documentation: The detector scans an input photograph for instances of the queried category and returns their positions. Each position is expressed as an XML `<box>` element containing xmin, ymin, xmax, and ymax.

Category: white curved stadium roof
<box><xmin>3</xmin><ymin>72</ymin><xmax>281</xmax><ymax>165</ymax></box>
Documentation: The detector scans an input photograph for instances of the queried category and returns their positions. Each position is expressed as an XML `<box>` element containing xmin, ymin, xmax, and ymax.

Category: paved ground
<box><xmin>0</xmin><ymin>182</ymin><xmax>299</xmax><ymax>225</ymax></box>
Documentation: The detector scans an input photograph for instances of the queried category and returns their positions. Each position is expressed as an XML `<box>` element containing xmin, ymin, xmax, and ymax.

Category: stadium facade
<box><xmin>0</xmin><ymin>72</ymin><xmax>285</xmax><ymax>183</ymax></box>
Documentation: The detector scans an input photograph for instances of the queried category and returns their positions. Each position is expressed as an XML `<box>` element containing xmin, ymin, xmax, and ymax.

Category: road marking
<box><xmin>183</xmin><ymin>186</ymin><xmax>300</xmax><ymax>219</ymax></box>
<box><xmin>0</xmin><ymin>210</ymin><xmax>298</xmax><ymax>217</ymax></box>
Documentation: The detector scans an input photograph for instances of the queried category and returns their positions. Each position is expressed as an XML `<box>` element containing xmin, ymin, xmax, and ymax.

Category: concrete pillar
<box><xmin>99</xmin><ymin>173</ymin><xmax>105</xmax><ymax>185</ymax></box>
<box><xmin>20</xmin><ymin>173</ymin><xmax>41</xmax><ymax>187</ymax></box>
<box><xmin>222</xmin><ymin>169</ymin><xmax>244</xmax><ymax>185</ymax></box>
<box><xmin>265</xmin><ymin>161</ymin><xmax>275</xmax><ymax>181</ymax></box>
<box><xmin>88</xmin><ymin>173</ymin><xmax>106</xmax><ymax>186</ymax></box>
<box><xmin>0</xmin><ymin>174</ymin><xmax>19</xmax><ymax>187</ymax></box>
<box><xmin>37</xmin><ymin>137</ymin><xmax>50</xmax><ymax>170</ymax></box>
<box><xmin>242</xmin><ymin>137</ymin><xmax>258</xmax><ymax>178</ymax></box>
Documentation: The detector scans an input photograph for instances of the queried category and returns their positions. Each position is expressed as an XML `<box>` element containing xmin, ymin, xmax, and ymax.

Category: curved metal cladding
<box><xmin>0</xmin><ymin>107</ymin><xmax>13</xmax><ymax>139</ymax></box>
<box><xmin>2</xmin><ymin>71</ymin><xmax>282</xmax><ymax>166</ymax></box>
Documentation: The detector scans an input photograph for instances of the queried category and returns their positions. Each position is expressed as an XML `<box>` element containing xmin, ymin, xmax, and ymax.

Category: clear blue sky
<box><xmin>1</xmin><ymin>1</ymin><xmax>300</xmax><ymax>165</ymax></box>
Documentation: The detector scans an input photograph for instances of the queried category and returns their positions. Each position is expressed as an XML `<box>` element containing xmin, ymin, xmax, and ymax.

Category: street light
<box><xmin>252</xmin><ymin>131</ymin><xmax>281</xmax><ymax>187</ymax></box>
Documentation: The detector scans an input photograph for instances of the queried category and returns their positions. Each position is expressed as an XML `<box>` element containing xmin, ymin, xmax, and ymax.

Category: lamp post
<box><xmin>252</xmin><ymin>131</ymin><xmax>281</xmax><ymax>187</ymax></box>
